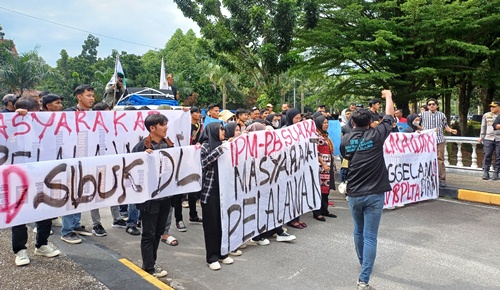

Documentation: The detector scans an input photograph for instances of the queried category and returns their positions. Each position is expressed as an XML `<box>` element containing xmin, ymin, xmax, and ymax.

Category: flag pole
<box><xmin>112</xmin><ymin>55</ymin><xmax>118</xmax><ymax>108</ymax></box>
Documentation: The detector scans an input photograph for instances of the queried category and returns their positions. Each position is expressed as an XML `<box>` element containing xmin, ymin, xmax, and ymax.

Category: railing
<box><xmin>444</xmin><ymin>136</ymin><xmax>481</xmax><ymax>170</ymax></box>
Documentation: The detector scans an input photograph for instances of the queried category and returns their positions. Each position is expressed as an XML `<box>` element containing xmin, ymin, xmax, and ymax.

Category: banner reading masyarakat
<box><xmin>0</xmin><ymin>110</ymin><xmax>191</xmax><ymax>165</ymax></box>
<box><xmin>0</xmin><ymin>146</ymin><xmax>201</xmax><ymax>228</ymax></box>
<box><xmin>219</xmin><ymin>120</ymin><xmax>321</xmax><ymax>255</ymax></box>
<box><xmin>383</xmin><ymin>130</ymin><xmax>439</xmax><ymax>207</ymax></box>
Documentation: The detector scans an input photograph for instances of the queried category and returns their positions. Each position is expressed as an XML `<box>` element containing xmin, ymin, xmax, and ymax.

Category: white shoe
<box><xmin>385</xmin><ymin>206</ymin><xmax>396</xmax><ymax>210</ymax></box>
<box><xmin>34</xmin><ymin>244</ymin><xmax>61</xmax><ymax>257</ymax></box>
<box><xmin>181</xmin><ymin>200</ymin><xmax>189</xmax><ymax>208</ymax></box>
<box><xmin>208</xmin><ymin>261</ymin><xmax>221</xmax><ymax>270</ymax></box>
<box><xmin>229</xmin><ymin>250</ymin><xmax>242</xmax><ymax>256</ymax></box>
<box><xmin>153</xmin><ymin>265</ymin><xmax>168</xmax><ymax>278</ymax></box>
<box><xmin>33</xmin><ymin>227</ymin><xmax>53</xmax><ymax>235</ymax></box>
<box><xmin>218</xmin><ymin>257</ymin><xmax>234</xmax><ymax>264</ymax></box>
<box><xmin>276</xmin><ymin>232</ymin><xmax>296</xmax><ymax>242</ymax></box>
<box><xmin>238</xmin><ymin>243</ymin><xmax>247</xmax><ymax>249</ymax></box>
<box><xmin>249</xmin><ymin>238</ymin><xmax>270</xmax><ymax>246</ymax></box>
<box><xmin>15</xmin><ymin>249</ymin><xmax>30</xmax><ymax>266</ymax></box>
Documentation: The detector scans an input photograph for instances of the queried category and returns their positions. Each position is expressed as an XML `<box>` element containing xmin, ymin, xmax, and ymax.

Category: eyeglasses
<box><xmin>427</xmin><ymin>103</ymin><xmax>437</xmax><ymax>106</ymax></box>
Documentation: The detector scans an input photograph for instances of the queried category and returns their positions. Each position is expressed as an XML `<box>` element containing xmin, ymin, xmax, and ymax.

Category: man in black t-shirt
<box><xmin>340</xmin><ymin>90</ymin><xmax>394</xmax><ymax>290</ymax></box>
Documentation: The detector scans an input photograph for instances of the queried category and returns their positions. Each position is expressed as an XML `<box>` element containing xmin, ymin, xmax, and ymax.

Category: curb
<box><xmin>439</xmin><ymin>187</ymin><xmax>500</xmax><ymax>206</ymax></box>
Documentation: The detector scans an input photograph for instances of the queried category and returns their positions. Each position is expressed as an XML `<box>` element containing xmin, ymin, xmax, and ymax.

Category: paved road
<box><xmin>1</xmin><ymin>173</ymin><xmax>500</xmax><ymax>289</ymax></box>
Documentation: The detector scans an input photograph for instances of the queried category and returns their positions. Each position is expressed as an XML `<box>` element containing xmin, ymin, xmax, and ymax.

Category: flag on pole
<box><xmin>108</xmin><ymin>55</ymin><xmax>126</xmax><ymax>88</ymax></box>
<box><xmin>160</xmin><ymin>57</ymin><xmax>168</xmax><ymax>90</ymax></box>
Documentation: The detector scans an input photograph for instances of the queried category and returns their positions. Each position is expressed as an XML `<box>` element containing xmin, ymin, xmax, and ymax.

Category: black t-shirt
<box><xmin>191</xmin><ymin>123</ymin><xmax>202</xmax><ymax>145</ymax></box>
<box><xmin>340</xmin><ymin>115</ymin><xmax>394</xmax><ymax>197</ymax></box>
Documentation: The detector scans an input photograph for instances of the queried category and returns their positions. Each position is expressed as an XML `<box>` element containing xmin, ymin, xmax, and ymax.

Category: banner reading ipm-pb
<box><xmin>219</xmin><ymin>120</ymin><xmax>321</xmax><ymax>255</ymax></box>
<box><xmin>0</xmin><ymin>146</ymin><xmax>201</xmax><ymax>228</ymax></box>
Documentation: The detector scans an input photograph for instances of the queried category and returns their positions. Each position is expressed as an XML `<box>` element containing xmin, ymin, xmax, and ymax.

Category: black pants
<box><xmin>12</xmin><ymin>219</ymin><xmax>52</xmax><ymax>253</ymax></box>
<box><xmin>201</xmin><ymin>187</ymin><xmax>227</xmax><ymax>263</ymax></box>
<box><xmin>140</xmin><ymin>198</ymin><xmax>171</xmax><ymax>274</ymax></box>
<box><xmin>313</xmin><ymin>194</ymin><xmax>330</xmax><ymax>217</ymax></box>
<box><xmin>483</xmin><ymin>139</ymin><xmax>500</xmax><ymax>170</ymax></box>
<box><xmin>188</xmin><ymin>191</ymin><xmax>200</xmax><ymax>219</ymax></box>
<box><xmin>172</xmin><ymin>194</ymin><xmax>183</xmax><ymax>223</ymax></box>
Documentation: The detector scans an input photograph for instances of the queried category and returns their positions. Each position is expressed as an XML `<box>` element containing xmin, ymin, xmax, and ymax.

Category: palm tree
<box><xmin>0</xmin><ymin>49</ymin><xmax>51</xmax><ymax>96</ymax></box>
<box><xmin>205</xmin><ymin>64</ymin><xmax>239</xmax><ymax>109</ymax></box>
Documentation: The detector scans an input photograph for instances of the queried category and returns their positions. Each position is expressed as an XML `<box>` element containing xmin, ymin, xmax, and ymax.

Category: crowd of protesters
<box><xmin>5</xmin><ymin>85</ymin><xmax>490</xmax><ymax>290</ymax></box>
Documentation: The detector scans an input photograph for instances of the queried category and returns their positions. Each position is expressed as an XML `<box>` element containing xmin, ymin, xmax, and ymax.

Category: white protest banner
<box><xmin>0</xmin><ymin>145</ymin><xmax>201</xmax><ymax>229</ymax></box>
<box><xmin>383</xmin><ymin>130</ymin><xmax>439</xmax><ymax>207</ymax></box>
<box><xmin>0</xmin><ymin>110</ymin><xmax>191</xmax><ymax>165</ymax></box>
<box><xmin>219</xmin><ymin>120</ymin><xmax>321</xmax><ymax>255</ymax></box>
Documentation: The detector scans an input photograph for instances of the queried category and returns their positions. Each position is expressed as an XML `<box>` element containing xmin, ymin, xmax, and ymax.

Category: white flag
<box><xmin>108</xmin><ymin>55</ymin><xmax>126</xmax><ymax>88</ymax></box>
<box><xmin>160</xmin><ymin>57</ymin><xmax>168</xmax><ymax>90</ymax></box>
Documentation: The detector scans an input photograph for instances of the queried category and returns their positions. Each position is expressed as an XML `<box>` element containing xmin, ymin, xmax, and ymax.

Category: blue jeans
<box><xmin>61</xmin><ymin>213</ymin><xmax>81</xmax><ymax>236</ymax></box>
<box><xmin>348</xmin><ymin>194</ymin><xmax>384</xmax><ymax>284</ymax></box>
<box><xmin>126</xmin><ymin>204</ymin><xmax>139</xmax><ymax>227</ymax></box>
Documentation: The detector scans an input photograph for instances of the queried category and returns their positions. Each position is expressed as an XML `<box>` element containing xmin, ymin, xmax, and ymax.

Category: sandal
<box><xmin>324</xmin><ymin>212</ymin><xmax>337</xmax><ymax>218</ymax></box>
<box><xmin>287</xmin><ymin>221</ymin><xmax>304</xmax><ymax>229</ymax></box>
<box><xmin>298</xmin><ymin>221</ymin><xmax>307</xmax><ymax>228</ymax></box>
<box><xmin>161</xmin><ymin>234</ymin><xmax>179</xmax><ymax>246</ymax></box>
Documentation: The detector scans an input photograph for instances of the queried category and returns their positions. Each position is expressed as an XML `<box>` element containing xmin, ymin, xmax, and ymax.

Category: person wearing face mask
<box><xmin>404</xmin><ymin>114</ymin><xmax>421</xmax><ymax>133</ymax></box>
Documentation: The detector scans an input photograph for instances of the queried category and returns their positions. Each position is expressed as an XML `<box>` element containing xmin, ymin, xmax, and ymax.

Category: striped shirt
<box><xmin>420</xmin><ymin>110</ymin><xmax>449</xmax><ymax>143</ymax></box>
<box><xmin>200</xmin><ymin>142</ymin><xmax>225</xmax><ymax>204</ymax></box>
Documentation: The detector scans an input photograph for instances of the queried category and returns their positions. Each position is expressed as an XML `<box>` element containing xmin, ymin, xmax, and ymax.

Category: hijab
<box><xmin>406</xmin><ymin>113</ymin><xmax>419</xmax><ymax>132</ymax></box>
<box><xmin>314</xmin><ymin>115</ymin><xmax>334</xmax><ymax>153</ymax></box>
<box><xmin>198</xmin><ymin>121</ymin><xmax>223</xmax><ymax>151</ymax></box>
<box><xmin>245</xmin><ymin>122</ymin><xmax>266</xmax><ymax>132</ymax></box>
<box><xmin>224</xmin><ymin>122</ymin><xmax>240</xmax><ymax>140</ymax></box>
<box><xmin>285</xmin><ymin>108</ymin><xmax>300</xmax><ymax>126</ymax></box>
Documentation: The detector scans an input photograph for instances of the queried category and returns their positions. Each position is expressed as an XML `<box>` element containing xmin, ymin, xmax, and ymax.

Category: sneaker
<box><xmin>61</xmin><ymin>232</ymin><xmax>82</xmax><ymax>244</ymax></box>
<box><xmin>92</xmin><ymin>224</ymin><xmax>107</xmax><ymax>237</ymax></box>
<box><xmin>358</xmin><ymin>280</ymin><xmax>375</xmax><ymax>290</ymax></box>
<box><xmin>188</xmin><ymin>216</ymin><xmax>203</xmax><ymax>224</ymax></box>
<box><xmin>181</xmin><ymin>200</ymin><xmax>189</xmax><ymax>208</ymax></box>
<box><xmin>52</xmin><ymin>217</ymin><xmax>62</xmax><ymax>227</ymax></box>
<box><xmin>229</xmin><ymin>250</ymin><xmax>243</xmax><ymax>256</ymax></box>
<box><xmin>208</xmin><ymin>261</ymin><xmax>221</xmax><ymax>270</ymax></box>
<box><xmin>33</xmin><ymin>227</ymin><xmax>53</xmax><ymax>235</ymax></box>
<box><xmin>136</xmin><ymin>221</ymin><xmax>141</xmax><ymax>228</ymax></box>
<box><xmin>176</xmin><ymin>221</ymin><xmax>187</xmax><ymax>232</ymax></box>
<box><xmin>153</xmin><ymin>265</ymin><xmax>168</xmax><ymax>278</ymax></box>
<box><xmin>15</xmin><ymin>249</ymin><xmax>30</xmax><ymax>266</ymax></box>
<box><xmin>276</xmin><ymin>232</ymin><xmax>296</xmax><ymax>242</ymax></box>
<box><xmin>249</xmin><ymin>238</ymin><xmax>270</xmax><ymax>246</ymax></box>
<box><xmin>120</xmin><ymin>212</ymin><xmax>129</xmax><ymax>219</ymax></box>
<box><xmin>238</xmin><ymin>243</ymin><xmax>247</xmax><ymax>249</ymax></box>
<box><xmin>73</xmin><ymin>225</ymin><xmax>92</xmax><ymax>236</ymax></box>
<box><xmin>34</xmin><ymin>244</ymin><xmax>61</xmax><ymax>257</ymax></box>
<box><xmin>112</xmin><ymin>219</ymin><xmax>127</xmax><ymax>228</ymax></box>
<box><xmin>126</xmin><ymin>226</ymin><xmax>141</xmax><ymax>236</ymax></box>
<box><xmin>218</xmin><ymin>256</ymin><xmax>234</xmax><ymax>264</ymax></box>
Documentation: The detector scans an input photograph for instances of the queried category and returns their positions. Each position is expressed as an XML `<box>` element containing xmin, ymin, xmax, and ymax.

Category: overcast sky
<box><xmin>0</xmin><ymin>0</ymin><xmax>200</xmax><ymax>66</ymax></box>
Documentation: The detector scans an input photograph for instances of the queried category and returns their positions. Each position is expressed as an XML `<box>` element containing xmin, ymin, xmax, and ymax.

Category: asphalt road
<box><xmin>1</xmin><ymin>194</ymin><xmax>500</xmax><ymax>290</ymax></box>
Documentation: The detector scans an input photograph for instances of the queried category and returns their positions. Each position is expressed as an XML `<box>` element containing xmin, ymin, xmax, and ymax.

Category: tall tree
<box><xmin>174</xmin><ymin>0</ymin><xmax>304</xmax><ymax>105</ymax></box>
<box><xmin>0</xmin><ymin>49</ymin><xmax>51</xmax><ymax>96</ymax></box>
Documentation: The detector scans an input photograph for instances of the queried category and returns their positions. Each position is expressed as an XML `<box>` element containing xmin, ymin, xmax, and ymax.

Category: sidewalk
<box><xmin>440</xmin><ymin>169</ymin><xmax>500</xmax><ymax>206</ymax></box>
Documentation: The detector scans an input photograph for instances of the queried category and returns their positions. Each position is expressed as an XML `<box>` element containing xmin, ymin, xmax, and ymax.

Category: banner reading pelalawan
<box><xmin>0</xmin><ymin>146</ymin><xmax>201</xmax><ymax>228</ymax></box>
<box><xmin>219</xmin><ymin>120</ymin><xmax>321</xmax><ymax>255</ymax></box>
<box><xmin>383</xmin><ymin>129</ymin><xmax>439</xmax><ymax>208</ymax></box>
<box><xmin>0</xmin><ymin>110</ymin><xmax>191</xmax><ymax>165</ymax></box>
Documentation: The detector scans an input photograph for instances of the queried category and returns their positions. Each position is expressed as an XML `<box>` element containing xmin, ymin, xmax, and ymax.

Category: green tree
<box><xmin>0</xmin><ymin>49</ymin><xmax>51</xmax><ymax>96</ymax></box>
<box><xmin>174</xmin><ymin>0</ymin><xmax>305</xmax><ymax>105</ymax></box>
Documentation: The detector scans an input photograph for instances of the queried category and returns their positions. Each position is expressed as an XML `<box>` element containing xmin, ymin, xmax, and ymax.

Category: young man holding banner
<box><xmin>133</xmin><ymin>113</ymin><xmax>173</xmax><ymax>278</ymax></box>
<box><xmin>340</xmin><ymin>90</ymin><xmax>394</xmax><ymax>290</ymax></box>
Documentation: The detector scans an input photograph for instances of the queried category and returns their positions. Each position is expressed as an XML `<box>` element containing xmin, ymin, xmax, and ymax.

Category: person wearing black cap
<box><xmin>42</xmin><ymin>94</ymin><xmax>64</xmax><ymax>111</ymax></box>
<box><xmin>479</xmin><ymin>101</ymin><xmax>500</xmax><ymax>180</ymax></box>
<box><xmin>103</xmin><ymin>72</ymin><xmax>127</xmax><ymax>108</ymax></box>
